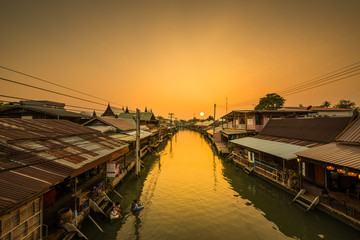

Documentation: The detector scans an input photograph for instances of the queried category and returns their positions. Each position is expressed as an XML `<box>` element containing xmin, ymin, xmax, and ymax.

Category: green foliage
<box><xmin>228</xmin><ymin>143</ymin><xmax>234</xmax><ymax>151</ymax></box>
<box><xmin>334</xmin><ymin>100</ymin><xmax>356</xmax><ymax>109</ymax></box>
<box><xmin>0</xmin><ymin>103</ymin><xmax>10</xmax><ymax>109</ymax></box>
<box><xmin>188</xmin><ymin>117</ymin><xmax>198</xmax><ymax>123</ymax></box>
<box><xmin>206</xmin><ymin>116</ymin><xmax>214</xmax><ymax>121</ymax></box>
<box><xmin>254</xmin><ymin>93</ymin><xmax>285</xmax><ymax>110</ymax></box>
<box><xmin>320</xmin><ymin>101</ymin><xmax>331</xmax><ymax>108</ymax></box>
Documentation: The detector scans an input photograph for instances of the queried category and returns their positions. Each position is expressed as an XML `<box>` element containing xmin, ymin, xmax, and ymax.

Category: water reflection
<box><xmin>81</xmin><ymin>130</ymin><xmax>359</xmax><ymax>240</ymax></box>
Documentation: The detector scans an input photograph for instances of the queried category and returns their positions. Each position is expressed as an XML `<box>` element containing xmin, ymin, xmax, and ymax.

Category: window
<box><xmin>255</xmin><ymin>115</ymin><xmax>263</xmax><ymax>125</ymax></box>
<box><xmin>302</xmin><ymin>162</ymin><xmax>306</xmax><ymax>177</ymax></box>
<box><xmin>248</xmin><ymin>151</ymin><xmax>255</xmax><ymax>162</ymax></box>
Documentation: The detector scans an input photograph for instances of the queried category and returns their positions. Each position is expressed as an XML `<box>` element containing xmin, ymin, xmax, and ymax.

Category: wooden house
<box><xmin>230</xmin><ymin>117</ymin><xmax>352</xmax><ymax>188</ymax></box>
<box><xmin>0</xmin><ymin>119</ymin><xmax>129</xmax><ymax>239</ymax></box>
<box><xmin>297</xmin><ymin>116</ymin><xmax>360</xmax><ymax>197</ymax></box>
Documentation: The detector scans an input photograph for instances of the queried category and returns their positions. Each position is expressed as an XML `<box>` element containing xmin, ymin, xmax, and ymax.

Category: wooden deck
<box><xmin>214</xmin><ymin>141</ymin><xmax>230</xmax><ymax>154</ymax></box>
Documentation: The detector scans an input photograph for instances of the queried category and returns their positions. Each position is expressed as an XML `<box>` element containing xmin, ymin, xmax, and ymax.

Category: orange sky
<box><xmin>1</xmin><ymin>0</ymin><xmax>360</xmax><ymax>119</ymax></box>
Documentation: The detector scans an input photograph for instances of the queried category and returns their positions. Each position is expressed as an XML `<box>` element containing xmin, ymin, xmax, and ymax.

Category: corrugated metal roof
<box><xmin>221</xmin><ymin>129</ymin><xmax>248</xmax><ymax>135</ymax></box>
<box><xmin>83</xmin><ymin>117</ymin><xmax>136</xmax><ymax>132</ymax></box>
<box><xmin>0</xmin><ymin>119</ymin><xmax>129</xmax><ymax>213</ymax></box>
<box><xmin>283</xmin><ymin>107</ymin><xmax>353</xmax><ymax>111</ymax></box>
<box><xmin>86</xmin><ymin>125</ymin><xmax>116</xmax><ymax>133</ymax></box>
<box><xmin>231</xmin><ymin>137</ymin><xmax>309</xmax><ymax>160</ymax></box>
<box><xmin>126</xmin><ymin>130</ymin><xmax>153</xmax><ymax>139</ymax></box>
<box><xmin>253</xmin><ymin>135</ymin><xmax>323</xmax><ymax>148</ymax></box>
<box><xmin>194</xmin><ymin>121</ymin><xmax>213</xmax><ymax>127</ymax></box>
<box><xmin>110</xmin><ymin>130</ymin><xmax>153</xmax><ymax>142</ymax></box>
<box><xmin>109</xmin><ymin>134</ymin><xmax>135</xmax><ymax>142</ymax></box>
<box><xmin>118</xmin><ymin>112</ymin><xmax>155</xmax><ymax>121</ymax></box>
<box><xmin>0</xmin><ymin>105</ymin><xmax>89</xmax><ymax>118</ymax></box>
<box><xmin>260</xmin><ymin>117</ymin><xmax>352</xmax><ymax>143</ymax></box>
<box><xmin>0</xmin><ymin>118</ymin><xmax>100</xmax><ymax>142</ymax></box>
<box><xmin>296</xmin><ymin>143</ymin><xmax>360</xmax><ymax>170</ymax></box>
<box><xmin>336</xmin><ymin>116</ymin><xmax>360</xmax><ymax>143</ymax></box>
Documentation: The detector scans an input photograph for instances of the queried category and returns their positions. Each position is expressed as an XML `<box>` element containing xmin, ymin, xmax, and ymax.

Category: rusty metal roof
<box><xmin>260</xmin><ymin>117</ymin><xmax>352</xmax><ymax>143</ymax></box>
<box><xmin>336</xmin><ymin>116</ymin><xmax>360</xmax><ymax>144</ymax></box>
<box><xmin>0</xmin><ymin>118</ymin><xmax>129</xmax><ymax>214</ymax></box>
<box><xmin>0</xmin><ymin>105</ymin><xmax>89</xmax><ymax>118</ymax></box>
<box><xmin>83</xmin><ymin>116</ymin><xmax>136</xmax><ymax>132</ymax></box>
<box><xmin>296</xmin><ymin>142</ymin><xmax>360</xmax><ymax>171</ymax></box>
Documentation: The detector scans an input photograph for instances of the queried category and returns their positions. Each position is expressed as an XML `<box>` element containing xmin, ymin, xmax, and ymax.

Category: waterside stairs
<box><xmin>293</xmin><ymin>189</ymin><xmax>320</xmax><ymax>211</ymax></box>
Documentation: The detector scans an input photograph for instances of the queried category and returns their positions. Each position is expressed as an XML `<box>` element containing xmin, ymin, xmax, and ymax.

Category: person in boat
<box><xmin>131</xmin><ymin>200</ymin><xmax>142</xmax><ymax>212</ymax></box>
<box><xmin>109</xmin><ymin>202</ymin><xmax>121</xmax><ymax>219</ymax></box>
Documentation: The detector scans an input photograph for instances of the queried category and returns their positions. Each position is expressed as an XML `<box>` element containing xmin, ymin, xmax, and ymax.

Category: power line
<box><xmin>0</xmin><ymin>94</ymin><xmax>104</xmax><ymax>111</ymax></box>
<box><xmin>0</xmin><ymin>77</ymin><xmax>107</xmax><ymax>106</ymax></box>
<box><xmin>0</xmin><ymin>65</ymin><xmax>124</xmax><ymax>107</ymax></box>
<box><xmin>278</xmin><ymin>65</ymin><xmax>360</xmax><ymax>95</ymax></box>
<box><xmin>231</xmin><ymin>60</ymin><xmax>360</xmax><ymax>108</ymax></box>
<box><xmin>282</xmin><ymin>72</ymin><xmax>360</xmax><ymax>97</ymax></box>
<box><xmin>278</xmin><ymin>61</ymin><xmax>360</xmax><ymax>93</ymax></box>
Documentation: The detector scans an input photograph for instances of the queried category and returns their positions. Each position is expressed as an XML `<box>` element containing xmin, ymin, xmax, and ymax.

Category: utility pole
<box><xmin>213</xmin><ymin>104</ymin><xmax>216</xmax><ymax>144</ymax></box>
<box><xmin>226</xmin><ymin>95</ymin><xmax>228</xmax><ymax>114</ymax></box>
<box><xmin>169</xmin><ymin>113</ymin><xmax>174</xmax><ymax>125</ymax></box>
<box><xmin>135</xmin><ymin>108</ymin><xmax>140</xmax><ymax>176</ymax></box>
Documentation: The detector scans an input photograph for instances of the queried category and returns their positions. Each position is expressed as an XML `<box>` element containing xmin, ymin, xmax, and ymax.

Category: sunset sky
<box><xmin>1</xmin><ymin>0</ymin><xmax>359</xmax><ymax>119</ymax></box>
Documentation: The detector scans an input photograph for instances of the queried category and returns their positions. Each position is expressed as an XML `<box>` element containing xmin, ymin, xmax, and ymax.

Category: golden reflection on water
<box><xmin>81</xmin><ymin>130</ymin><xmax>360</xmax><ymax>240</ymax></box>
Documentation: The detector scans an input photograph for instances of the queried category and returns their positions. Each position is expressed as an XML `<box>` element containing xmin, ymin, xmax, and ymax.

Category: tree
<box><xmin>334</xmin><ymin>100</ymin><xmax>356</xmax><ymax>109</ymax></box>
<box><xmin>254</xmin><ymin>93</ymin><xmax>285</xmax><ymax>110</ymax></box>
<box><xmin>320</xmin><ymin>101</ymin><xmax>331</xmax><ymax>108</ymax></box>
<box><xmin>206</xmin><ymin>116</ymin><xmax>214</xmax><ymax>121</ymax></box>
<box><xmin>0</xmin><ymin>102</ymin><xmax>9</xmax><ymax>110</ymax></box>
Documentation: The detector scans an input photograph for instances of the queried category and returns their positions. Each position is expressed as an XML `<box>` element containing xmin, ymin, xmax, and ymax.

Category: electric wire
<box><xmin>0</xmin><ymin>95</ymin><xmax>104</xmax><ymax>111</ymax></box>
<box><xmin>231</xmin><ymin>60</ymin><xmax>360</xmax><ymax>108</ymax></box>
<box><xmin>0</xmin><ymin>65</ymin><xmax>124</xmax><ymax>107</ymax></box>
<box><xmin>282</xmin><ymin>72</ymin><xmax>360</xmax><ymax>97</ymax></box>
<box><xmin>0</xmin><ymin>77</ymin><xmax>107</xmax><ymax>106</ymax></box>
<box><xmin>278</xmin><ymin>61</ymin><xmax>360</xmax><ymax>93</ymax></box>
<box><xmin>278</xmin><ymin>66</ymin><xmax>360</xmax><ymax>95</ymax></box>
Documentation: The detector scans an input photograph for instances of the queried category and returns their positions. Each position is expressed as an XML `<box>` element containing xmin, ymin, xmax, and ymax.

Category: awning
<box><xmin>296</xmin><ymin>142</ymin><xmax>360</xmax><ymax>170</ymax></box>
<box><xmin>230</xmin><ymin>137</ymin><xmax>309</xmax><ymax>160</ymax></box>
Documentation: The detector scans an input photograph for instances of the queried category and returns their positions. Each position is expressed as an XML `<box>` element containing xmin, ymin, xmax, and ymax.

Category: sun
<box><xmin>200</xmin><ymin>112</ymin><xmax>204</xmax><ymax>116</ymax></box>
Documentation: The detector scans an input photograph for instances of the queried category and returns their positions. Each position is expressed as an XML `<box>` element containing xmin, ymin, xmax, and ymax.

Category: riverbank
<box><xmin>79</xmin><ymin>130</ymin><xmax>360</xmax><ymax>240</ymax></box>
<box><xmin>197</xmin><ymin>128</ymin><xmax>360</xmax><ymax>232</ymax></box>
<box><xmin>223</xmin><ymin>147</ymin><xmax>360</xmax><ymax>232</ymax></box>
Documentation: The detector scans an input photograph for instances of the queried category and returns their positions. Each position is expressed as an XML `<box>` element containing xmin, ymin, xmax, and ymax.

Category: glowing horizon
<box><xmin>1</xmin><ymin>1</ymin><xmax>359</xmax><ymax>120</ymax></box>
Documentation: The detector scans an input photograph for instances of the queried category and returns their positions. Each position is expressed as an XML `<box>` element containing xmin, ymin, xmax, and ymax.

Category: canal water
<box><xmin>81</xmin><ymin>130</ymin><xmax>359</xmax><ymax>240</ymax></box>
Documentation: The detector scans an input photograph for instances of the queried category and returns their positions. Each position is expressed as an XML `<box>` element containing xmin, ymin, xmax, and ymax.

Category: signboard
<box><xmin>107</xmin><ymin>162</ymin><xmax>116</xmax><ymax>178</ymax></box>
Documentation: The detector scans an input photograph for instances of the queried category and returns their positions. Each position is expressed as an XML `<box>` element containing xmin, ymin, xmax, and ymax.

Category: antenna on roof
<box><xmin>226</xmin><ymin>95</ymin><xmax>228</xmax><ymax>114</ymax></box>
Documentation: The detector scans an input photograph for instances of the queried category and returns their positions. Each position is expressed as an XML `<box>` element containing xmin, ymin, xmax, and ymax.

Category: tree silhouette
<box><xmin>334</xmin><ymin>100</ymin><xmax>356</xmax><ymax>109</ymax></box>
<box><xmin>320</xmin><ymin>101</ymin><xmax>331</xmax><ymax>108</ymax></box>
<box><xmin>254</xmin><ymin>93</ymin><xmax>285</xmax><ymax>110</ymax></box>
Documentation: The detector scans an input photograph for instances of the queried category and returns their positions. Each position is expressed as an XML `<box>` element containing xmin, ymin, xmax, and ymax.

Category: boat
<box><xmin>131</xmin><ymin>203</ymin><xmax>144</xmax><ymax>212</ymax></box>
